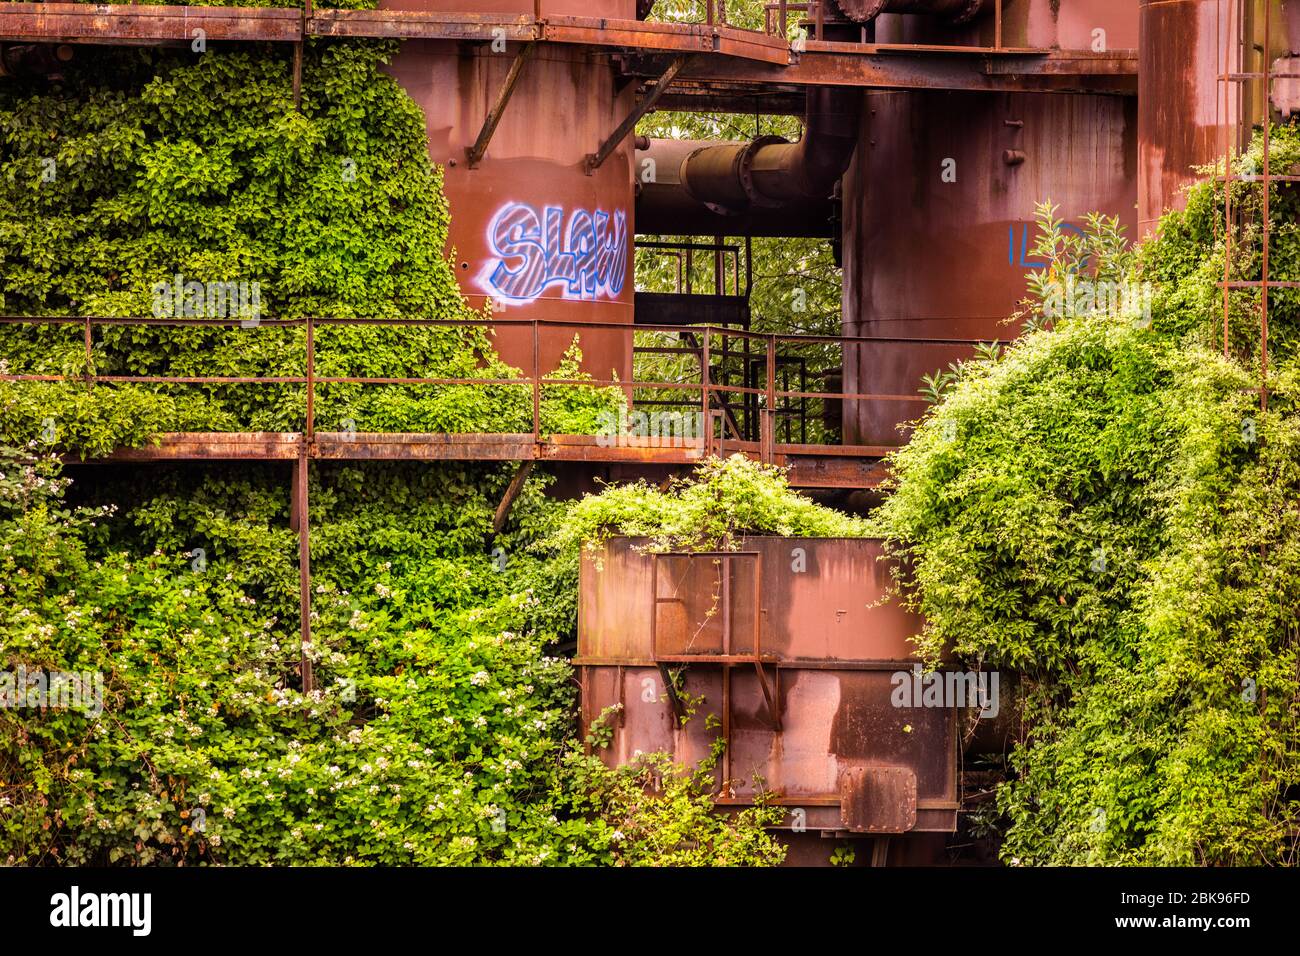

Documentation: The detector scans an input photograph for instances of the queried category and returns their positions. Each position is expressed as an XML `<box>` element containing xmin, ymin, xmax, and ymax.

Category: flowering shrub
<box><xmin>1</xmin><ymin>452</ymin><xmax>784</xmax><ymax>865</ymax></box>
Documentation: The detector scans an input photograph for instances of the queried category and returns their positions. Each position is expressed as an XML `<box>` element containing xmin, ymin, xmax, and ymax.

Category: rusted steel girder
<box><xmin>72</xmin><ymin>431</ymin><xmax>894</xmax><ymax>488</ymax></box>
<box><xmin>0</xmin><ymin>5</ymin><xmax>790</xmax><ymax>65</ymax></box>
<box><xmin>0</xmin><ymin>3</ymin><xmax>302</xmax><ymax>43</ymax></box>
<box><xmin>624</xmin><ymin>48</ymin><xmax>1138</xmax><ymax>97</ymax></box>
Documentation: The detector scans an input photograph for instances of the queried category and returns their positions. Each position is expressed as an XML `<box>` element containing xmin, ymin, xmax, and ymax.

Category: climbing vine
<box><xmin>876</xmin><ymin>132</ymin><xmax>1300</xmax><ymax>865</ymax></box>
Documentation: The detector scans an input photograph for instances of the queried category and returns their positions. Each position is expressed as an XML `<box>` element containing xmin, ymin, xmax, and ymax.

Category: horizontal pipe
<box><xmin>636</xmin><ymin>87</ymin><xmax>860</xmax><ymax>236</ymax></box>
<box><xmin>830</xmin><ymin>0</ymin><xmax>986</xmax><ymax>23</ymax></box>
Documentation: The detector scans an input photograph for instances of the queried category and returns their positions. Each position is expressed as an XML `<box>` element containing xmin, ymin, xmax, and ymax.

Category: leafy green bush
<box><xmin>1</xmin><ymin>451</ymin><xmax>786</xmax><ymax>865</ymax></box>
<box><xmin>548</xmin><ymin>452</ymin><xmax>872</xmax><ymax>560</ymax></box>
<box><xmin>0</xmin><ymin>43</ymin><xmax>622</xmax><ymax>450</ymax></box>
<box><xmin>876</xmin><ymin>141</ymin><xmax>1300</xmax><ymax>865</ymax></box>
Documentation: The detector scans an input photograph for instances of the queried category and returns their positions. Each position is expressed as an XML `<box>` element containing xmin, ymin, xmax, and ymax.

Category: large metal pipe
<box><xmin>636</xmin><ymin>87</ymin><xmax>860</xmax><ymax>237</ymax></box>
<box><xmin>0</xmin><ymin>43</ymin><xmax>74</xmax><ymax>78</ymax></box>
<box><xmin>831</xmin><ymin>0</ymin><xmax>986</xmax><ymax>24</ymax></box>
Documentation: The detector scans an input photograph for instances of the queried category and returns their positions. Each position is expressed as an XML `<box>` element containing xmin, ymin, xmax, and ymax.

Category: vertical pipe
<box><xmin>296</xmin><ymin>452</ymin><xmax>315</xmax><ymax>694</ymax></box>
<box><xmin>1223</xmin><ymin>0</ymin><xmax>1233</xmax><ymax>357</ymax></box>
<box><xmin>305</xmin><ymin>317</ymin><xmax>315</xmax><ymax>441</ymax></box>
<box><xmin>83</xmin><ymin>317</ymin><xmax>92</xmax><ymax>388</ymax></box>
<box><xmin>765</xmin><ymin>336</ymin><xmax>776</xmax><ymax>462</ymax></box>
<box><xmin>714</xmin><ymin>235</ymin><xmax>723</xmax><ymax>296</ymax></box>
<box><xmin>531</xmin><ymin>321</ymin><xmax>541</xmax><ymax>442</ymax></box>
<box><xmin>1261</xmin><ymin>0</ymin><xmax>1270</xmax><ymax>411</ymax></box>
<box><xmin>702</xmin><ymin>328</ymin><xmax>712</xmax><ymax>456</ymax></box>
<box><xmin>291</xmin><ymin>41</ymin><xmax>303</xmax><ymax>110</ymax></box>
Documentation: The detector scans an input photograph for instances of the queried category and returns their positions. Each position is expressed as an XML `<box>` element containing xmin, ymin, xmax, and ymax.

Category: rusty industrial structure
<box><xmin>0</xmin><ymin>0</ymin><xmax>1290</xmax><ymax>863</ymax></box>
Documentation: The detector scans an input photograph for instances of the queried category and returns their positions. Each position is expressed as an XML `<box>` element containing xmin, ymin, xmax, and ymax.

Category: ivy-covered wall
<box><xmin>0</xmin><ymin>41</ymin><xmax>622</xmax><ymax>455</ymax></box>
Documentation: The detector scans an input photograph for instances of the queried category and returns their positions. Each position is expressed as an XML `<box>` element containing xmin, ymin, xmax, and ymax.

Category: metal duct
<box><xmin>635</xmin><ymin>87</ymin><xmax>860</xmax><ymax>236</ymax></box>
<box><xmin>831</xmin><ymin>0</ymin><xmax>986</xmax><ymax>24</ymax></box>
<box><xmin>0</xmin><ymin>43</ymin><xmax>74</xmax><ymax>78</ymax></box>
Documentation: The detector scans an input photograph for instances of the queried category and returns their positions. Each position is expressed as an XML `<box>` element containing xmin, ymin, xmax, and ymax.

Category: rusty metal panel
<box><xmin>1137</xmin><ymin>0</ymin><xmax>1239</xmax><ymax>237</ymax></box>
<box><xmin>575</xmin><ymin>536</ymin><xmax>959</xmax><ymax>840</ymax></box>
<box><xmin>727</xmin><ymin>668</ymin><xmax>955</xmax><ymax>806</ymax></box>
<box><xmin>840</xmin><ymin>765</ymin><xmax>917</xmax><ymax>833</ymax></box>
<box><xmin>841</xmin><ymin>87</ymin><xmax>1137</xmax><ymax>445</ymax></box>
<box><xmin>578</xmin><ymin>539</ymin><xmax>656</xmax><ymax>661</ymax></box>
<box><xmin>748</xmin><ymin>537</ymin><xmax>921</xmax><ymax>660</ymax></box>
<box><xmin>652</xmin><ymin>552</ymin><xmax>760</xmax><ymax>658</ymax></box>
<box><xmin>385</xmin><ymin>40</ymin><xmax>635</xmax><ymax>383</ymax></box>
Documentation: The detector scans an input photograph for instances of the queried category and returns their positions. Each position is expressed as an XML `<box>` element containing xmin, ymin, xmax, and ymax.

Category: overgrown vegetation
<box><xmin>0</xmin><ymin>42</ymin><xmax>787</xmax><ymax>866</ymax></box>
<box><xmin>0</xmin><ymin>449</ymin><xmax>788</xmax><ymax>864</ymax></box>
<box><xmin>0</xmin><ymin>42</ymin><xmax>621</xmax><ymax>455</ymax></box>
<box><xmin>877</xmin><ymin>131</ymin><xmax>1300</xmax><ymax>865</ymax></box>
<box><xmin>549</xmin><ymin>452</ymin><xmax>870</xmax><ymax>558</ymax></box>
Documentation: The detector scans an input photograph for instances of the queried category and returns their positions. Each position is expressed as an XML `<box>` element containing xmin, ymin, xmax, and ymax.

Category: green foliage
<box><xmin>0</xmin><ymin>452</ymin><xmax>784</xmax><ymax>865</ymax></box>
<box><xmin>0</xmin><ymin>41</ymin><xmax>773</xmax><ymax>866</ymax></box>
<box><xmin>0</xmin><ymin>43</ymin><xmax>622</xmax><ymax>451</ymax></box>
<box><xmin>548</xmin><ymin>452</ymin><xmax>872</xmax><ymax>559</ymax></box>
<box><xmin>876</xmin><ymin>133</ymin><xmax>1300</xmax><ymax>864</ymax></box>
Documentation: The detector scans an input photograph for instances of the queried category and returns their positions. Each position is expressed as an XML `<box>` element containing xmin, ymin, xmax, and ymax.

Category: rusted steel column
<box><xmin>296</xmin><ymin>451</ymin><xmax>314</xmax><ymax>694</ymax></box>
<box><xmin>1138</xmin><ymin>0</ymin><xmax>1241</xmax><ymax>237</ymax></box>
<box><xmin>305</xmin><ymin>317</ymin><xmax>315</xmax><ymax>441</ymax></box>
<box><xmin>531</xmin><ymin>321</ymin><xmax>540</xmax><ymax>442</ymax></box>
<box><xmin>1261</xmin><ymin>0</ymin><xmax>1272</xmax><ymax>411</ymax></box>
<box><xmin>701</xmin><ymin>326</ymin><xmax>712</xmax><ymax>456</ymax></box>
<box><xmin>83</xmin><ymin>317</ymin><xmax>93</xmax><ymax>389</ymax></box>
<box><xmin>763</xmin><ymin>336</ymin><xmax>776</xmax><ymax>462</ymax></box>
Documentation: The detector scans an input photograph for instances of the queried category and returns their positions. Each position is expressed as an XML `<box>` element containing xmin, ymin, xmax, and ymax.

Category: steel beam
<box><xmin>586</xmin><ymin>54</ymin><xmax>689</xmax><ymax>175</ymax></box>
<box><xmin>466</xmin><ymin>41</ymin><xmax>536</xmax><ymax>170</ymax></box>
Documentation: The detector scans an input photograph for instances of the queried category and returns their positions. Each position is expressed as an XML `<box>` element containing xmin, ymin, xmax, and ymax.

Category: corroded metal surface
<box><xmin>387</xmin><ymin>40</ymin><xmax>636</xmax><ymax>381</ymax></box>
<box><xmin>840</xmin><ymin>87</ymin><xmax>1138</xmax><ymax>445</ymax></box>
<box><xmin>576</xmin><ymin>537</ymin><xmax>960</xmax><ymax>843</ymax></box>
<box><xmin>1138</xmin><ymin>0</ymin><xmax>1238</xmax><ymax>237</ymax></box>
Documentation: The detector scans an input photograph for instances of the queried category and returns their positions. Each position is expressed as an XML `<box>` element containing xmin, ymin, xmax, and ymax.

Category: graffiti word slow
<box><xmin>479</xmin><ymin>202</ymin><xmax>628</xmax><ymax>304</ymax></box>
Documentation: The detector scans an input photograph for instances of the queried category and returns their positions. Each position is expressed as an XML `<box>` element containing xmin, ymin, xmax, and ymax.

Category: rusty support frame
<box><xmin>492</xmin><ymin>459</ymin><xmax>535</xmax><ymax>533</ymax></box>
<box><xmin>585</xmin><ymin>54</ymin><xmax>689</xmax><ymax>175</ymax></box>
<box><xmin>466</xmin><ymin>41</ymin><xmax>536</xmax><ymax>169</ymax></box>
<box><xmin>295</xmin><ymin>451</ymin><xmax>314</xmax><ymax>693</ymax></box>
<box><xmin>1218</xmin><ymin>0</ymin><xmax>1275</xmax><ymax>410</ymax></box>
<box><xmin>291</xmin><ymin>33</ymin><xmax>303</xmax><ymax>109</ymax></box>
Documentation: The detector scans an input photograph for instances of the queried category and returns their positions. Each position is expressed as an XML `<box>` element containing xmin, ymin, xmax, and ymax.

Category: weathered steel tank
<box><xmin>839</xmin><ymin>0</ymin><xmax>1140</xmax><ymax>446</ymax></box>
<box><xmin>1137</xmin><ymin>0</ymin><xmax>1300</xmax><ymax>238</ymax></box>
<box><xmin>384</xmin><ymin>0</ymin><xmax>638</xmax><ymax>381</ymax></box>
<box><xmin>576</xmin><ymin>537</ymin><xmax>982</xmax><ymax>865</ymax></box>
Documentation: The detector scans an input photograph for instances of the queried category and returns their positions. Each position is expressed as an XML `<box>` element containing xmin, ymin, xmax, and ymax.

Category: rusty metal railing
<box><xmin>0</xmin><ymin>314</ymin><xmax>983</xmax><ymax>454</ymax></box>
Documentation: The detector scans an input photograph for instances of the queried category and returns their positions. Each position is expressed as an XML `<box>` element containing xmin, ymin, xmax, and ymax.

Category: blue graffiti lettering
<box><xmin>1008</xmin><ymin>222</ymin><xmax>1087</xmax><ymax>270</ymax></box>
<box><xmin>480</xmin><ymin>202</ymin><xmax>628</xmax><ymax>303</ymax></box>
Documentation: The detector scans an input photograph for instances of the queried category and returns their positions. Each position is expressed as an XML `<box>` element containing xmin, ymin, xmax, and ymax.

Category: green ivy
<box><xmin>876</xmin><ymin>138</ymin><xmax>1300</xmax><ymax>865</ymax></box>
